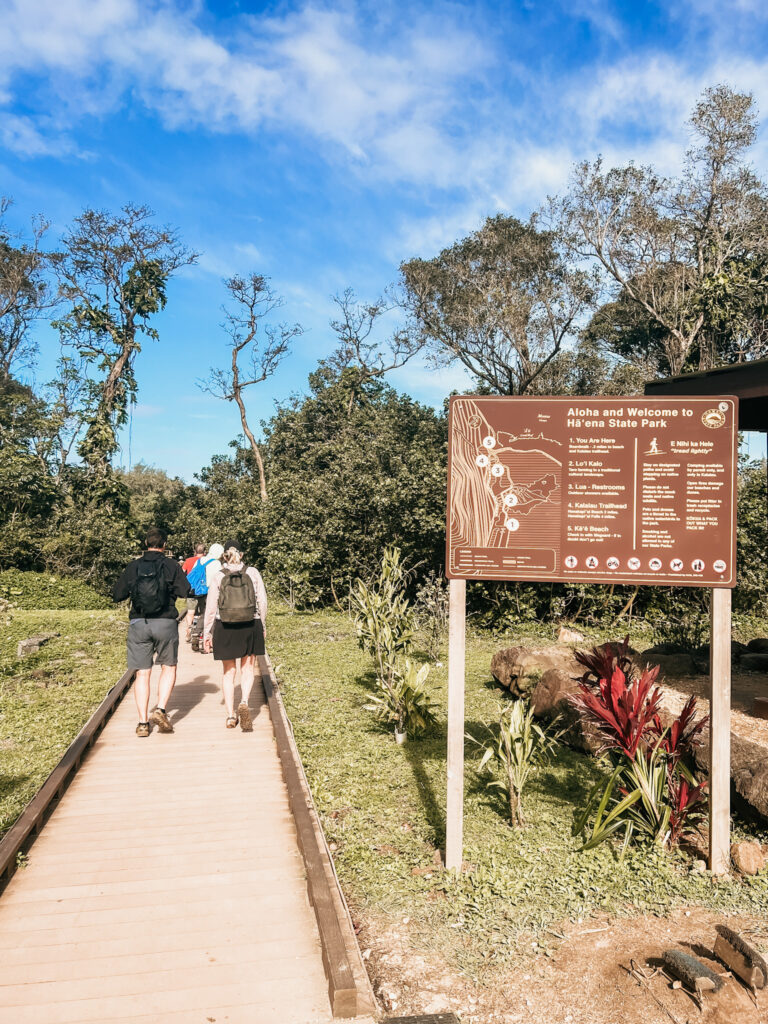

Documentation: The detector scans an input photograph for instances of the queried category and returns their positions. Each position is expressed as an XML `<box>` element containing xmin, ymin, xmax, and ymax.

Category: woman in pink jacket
<box><xmin>203</xmin><ymin>539</ymin><xmax>268</xmax><ymax>731</ymax></box>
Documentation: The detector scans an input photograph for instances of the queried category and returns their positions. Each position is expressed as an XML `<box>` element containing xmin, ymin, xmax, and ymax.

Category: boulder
<box><xmin>695</xmin><ymin>731</ymin><xmax>768</xmax><ymax>824</ymax></box>
<box><xmin>530</xmin><ymin>668</ymin><xmax>603</xmax><ymax>755</ymax></box>
<box><xmin>741</xmin><ymin>653</ymin><xmax>768</xmax><ymax>673</ymax></box>
<box><xmin>747</xmin><ymin>638</ymin><xmax>768</xmax><ymax>653</ymax></box>
<box><xmin>531</xmin><ymin>667</ymin><xmax>578</xmax><ymax>718</ymax></box>
<box><xmin>691</xmin><ymin>641</ymin><xmax>748</xmax><ymax>668</ymax></box>
<box><xmin>638</xmin><ymin>649</ymin><xmax>697</xmax><ymax>677</ymax></box>
<box><xmin>730</xmin><ymin>841</ymin><xmax>767</xmax><ymax>876</ymax></box>
<box><xmin>557</xmin><ymin>625</ymin><xmax>585</xmax><ymax>643</ymax></box>
<box><xmin>16</xmin><ymin>633</ymin><xmax>58</xmax><ymax>659</ymax></box>
<box><xmin>490</xmin><ymin>646</ymin><xmax>534</xmax><ymax>697</ymax></box>
<box><xmin>490</xmin><ymin>645</ymin><xmax>583</xmax><ymax>698</ymax></box>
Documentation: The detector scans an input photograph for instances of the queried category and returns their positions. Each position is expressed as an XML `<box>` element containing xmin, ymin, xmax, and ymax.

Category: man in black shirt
<box><xmin>113</xmin><ymin>527</ymin><xmax>192</xmax><ymax>737</ymax></box>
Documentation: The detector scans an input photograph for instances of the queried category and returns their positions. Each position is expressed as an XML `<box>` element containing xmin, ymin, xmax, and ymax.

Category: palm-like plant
<box><xmin>475</xmin><ymin>701</ymin><xmax>560</xmax><ymax>827</ymax></box>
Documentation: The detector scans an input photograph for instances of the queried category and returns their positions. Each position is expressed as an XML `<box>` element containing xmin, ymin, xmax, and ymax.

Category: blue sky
<box><xmin>3</xmin><ymin>0</ymin><xmax>768</xmax><ymax>478</ymax></box>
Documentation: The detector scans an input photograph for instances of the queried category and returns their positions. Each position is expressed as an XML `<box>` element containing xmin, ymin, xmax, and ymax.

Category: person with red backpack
<box><xmin>112</xmin><ymin>528</ymin><xmax>192</xmax><ymax>737</ymax></box>
<box><xmin>182</xmin><ymin>543</ymin><xmax>206</xmax><ymax>641</ymax></box>
<box><xmin>203</xmin><ymin>539</ymin><xmax>267</xmax><ymax>731</ymax></box>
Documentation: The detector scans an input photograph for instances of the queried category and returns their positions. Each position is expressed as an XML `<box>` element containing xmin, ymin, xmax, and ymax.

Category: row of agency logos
<box><xmin>563</xmin><ymin>554</ymin><xmax>727</xmax><ymax>574</ymax></box>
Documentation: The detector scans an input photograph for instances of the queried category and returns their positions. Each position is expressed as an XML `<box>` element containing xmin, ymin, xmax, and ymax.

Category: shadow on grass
<box><xmin>403</xmin><ymin>740</ymin><xmax>446</xmax><ymax>849</ymax></box>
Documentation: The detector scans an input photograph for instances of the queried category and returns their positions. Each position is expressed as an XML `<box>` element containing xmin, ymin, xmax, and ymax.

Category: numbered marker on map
<box><xmin>476</xmin><ymin>454</ymin><xmax>490</xmax><ymax>468</ymax></box>
<box><xmin>482</xmin><ymin>435</ymin><xmax>496</xmax><ymax>449</ymax></box>
<box><xmin>491</xmin><ymin>463</ymin><xmax>504</xmax><ymax>477</ymax></box>
<box><xmin>504</xmin><ymin>518</ymin><xmax>520</xmax><ymax>532</ymax></box>
<box><xmin>504</xmin><ymin>493</ymin><xmax>518</xmax><ymax>507</ymax></box>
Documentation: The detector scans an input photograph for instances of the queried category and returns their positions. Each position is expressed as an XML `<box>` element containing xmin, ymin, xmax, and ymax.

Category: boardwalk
<box><xmin>0</xmin><ymin>631</ymin><xmax>338</xmax><ymax>1024</ymax></box>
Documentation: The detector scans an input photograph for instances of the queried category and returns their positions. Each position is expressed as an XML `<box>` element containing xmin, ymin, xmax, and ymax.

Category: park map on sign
<box><xmin>446</xmin><ymin>395</ymin><xmax>737</xmax><ymax>587</ymax></box>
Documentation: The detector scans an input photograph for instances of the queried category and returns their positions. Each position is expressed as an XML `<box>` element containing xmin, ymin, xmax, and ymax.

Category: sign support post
<box><xmin>445</xmin><ymin>578</ymin><xmax>466</xmax><ymax>871</ymax></box>
<box><xmin>709</xmin><ymin>586</ymin><xmax>732</xmax><ymax>875</ymax></box>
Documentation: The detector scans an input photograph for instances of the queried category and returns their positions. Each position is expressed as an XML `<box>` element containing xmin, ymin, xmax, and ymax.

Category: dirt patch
<box><xmin>360</xmin><ymin>907</ymin><xmax>768</xmax><ymax>1023</ymax></box>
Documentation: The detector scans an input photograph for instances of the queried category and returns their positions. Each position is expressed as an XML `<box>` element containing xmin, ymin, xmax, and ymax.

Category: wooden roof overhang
<box><xmin>644</xmin><ymin>357</ymin><xmax>768</xmax><ymax>432</ymax></box>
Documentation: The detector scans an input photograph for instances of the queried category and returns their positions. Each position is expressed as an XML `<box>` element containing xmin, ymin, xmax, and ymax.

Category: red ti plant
<box><xmin>667</xmin><ymin>774</ymin><xmax>708</xmax><ymax>848</ymax></box>
<box><xmin>650</xmin><ymin>694</ymin><xmax>708</xmax><ymax>770</ymax></box>
<box><xmin>571</xmin><ymin>641</ymin><xmax>710</xmax><ymax>851</ymax></box>
<box><xmin>575</xmin><ymin>636</ymin><xmax>635</xmax><ymax>689</ymax></box>
<box><xmin>571</xmin><ymin>654</ymin><xmax>663</xmax><ymax>759</ymax></box>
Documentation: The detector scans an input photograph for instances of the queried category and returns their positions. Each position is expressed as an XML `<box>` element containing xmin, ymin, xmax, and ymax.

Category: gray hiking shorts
<box><xmin>126</xmin><ymin>618</ymin><xmax>179</xmax><ymax>670</ymax></box>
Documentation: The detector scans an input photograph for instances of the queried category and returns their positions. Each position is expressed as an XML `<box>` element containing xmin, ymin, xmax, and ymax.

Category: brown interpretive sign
<box><xmin>446</xmin><ymin>395</ymin><xmax>738</xmax><ymax>587</ymax></box>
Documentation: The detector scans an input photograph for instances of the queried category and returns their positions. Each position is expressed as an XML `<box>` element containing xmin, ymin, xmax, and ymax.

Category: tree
<box><xmin>0</xmin><ymin>376</ymin><xmax>60</xmax><ymax>568</ymax></box>
<box><xmin>327</xmin><ymin>287</ymin><xmax>426</xmax><ymax>414</ymax></box>
<box><xmin>54</xmin><ymin>204</ymin><xmax>197</xmax><ymax>474</ymax></box>
<box><xmin>261</xmin><ymin>367</ymin><xmax>447</xmax><ymax>605</ymax></box>
<box><xmin>399</xmin><ymin>213</ymin><xmax>595</xmax><ymax>395</ymax></box>
<box><xmin>201</xmin><ymin>274</ymin><xmax>302</xmax><ymax>501</ymax></box>
<box><xmin>0</xmin><ymin>197</ymin><xmax>52</xmax><ymax>380</ymax></box>
<box><xmin>118</xmin><ymin>462</ymin><xmax>186</xmax><ymax>538</ymax></box>
<box><xmin>560</xmin><ymin>85</ymin><xmax>768</xmax><ymax>375</ymax></box>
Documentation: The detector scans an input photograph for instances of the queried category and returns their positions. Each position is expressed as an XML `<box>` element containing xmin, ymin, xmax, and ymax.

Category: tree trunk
<box><xmin>233</xmin><ymin>387</ymin><xmax>268</xmax><ymax>501</ymax></box>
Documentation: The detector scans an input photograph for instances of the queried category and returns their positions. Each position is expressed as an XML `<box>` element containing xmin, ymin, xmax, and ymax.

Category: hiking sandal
<box><xmin>238</xmin><ymin>702</ymin><xmax>253</xmax><ymax>732</ymax></box>
<box><xmin>226</xmin><ymin>716</ymin><xmax>238</xmax><ymax>729</ymax></box>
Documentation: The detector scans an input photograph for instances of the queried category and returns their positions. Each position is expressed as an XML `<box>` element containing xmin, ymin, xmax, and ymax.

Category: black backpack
<box><xmin>130</xmin><ymin>557</ymin><xmax>170</xmax><ymax>617</ymax></box>
<box><xmin>218</xmin><ymin>569</ymin><xmax>257</xmax><ymax>624</ymax></box>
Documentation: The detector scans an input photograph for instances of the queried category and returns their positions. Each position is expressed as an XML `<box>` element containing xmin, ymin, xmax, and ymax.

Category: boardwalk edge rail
<box><xmin>260</xmin><ymin>654</ymin><xmax>378</xmax><ymax>1020</ymax></box>
<box><xmin>0</xmin><ymin>668</ymin><xmax>135</xmax><ymax>888</ymax></box>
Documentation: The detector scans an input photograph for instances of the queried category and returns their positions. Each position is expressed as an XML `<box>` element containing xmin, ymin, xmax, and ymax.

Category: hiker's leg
<box><xmin>221</xmin><ymin>660</ymin><xmax>237</xmax><ymax>718</ymax></box>
<box><xmin>240</xmin><ymin>654</ymin><xmax>255</xmax><ymax>706</ymax></box>
<box><xmin>133</xmin><ymin>669</ymin><xmax>151</xmax><ymax>721</ymax></box>
<box><xmin>157</xmin><ymin>664</ymin><xmax>177</xmax><ymax>710</ymax></box>
<box><xmin>153</xmin><ymin>620</ymin><xmax>180</xmax><ymax>710</ymax></box>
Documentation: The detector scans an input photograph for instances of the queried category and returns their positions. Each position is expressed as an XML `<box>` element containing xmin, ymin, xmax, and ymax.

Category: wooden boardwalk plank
<box><xmin>0</xmin><ymin>630</ymin><xmax>335</xmax><ymax>1023</ymax></box>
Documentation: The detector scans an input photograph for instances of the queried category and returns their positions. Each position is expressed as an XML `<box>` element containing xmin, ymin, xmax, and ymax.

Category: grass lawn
<box><xmin>270</xmin><ymin>606</ymin><xmax>768</xmax><ymax>977</ymax></box>
<box><xmin>0</xmin><ymin>609</ymin><xmax>127</xmax><ymax>839</ymax></box>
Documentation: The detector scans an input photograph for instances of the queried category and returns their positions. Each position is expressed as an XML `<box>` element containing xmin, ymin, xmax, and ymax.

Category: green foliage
<box><xmin>365</xmin><ymin>659</ymin><xmax>438</xmax><ymax>737</ymax></box>
<box><xmin>262</xmin><ymin>368</ymin><xmax>446</xmax><ymax>606</ymax></box>
<box><xmin>352</xmin><ymin>545</ymin><xmax>415</xmax><ymax>686</ymax></box>
<box><xmin>414</xmin><ymin>570</ymin><xmax>449</xmax><ymax>660</ymax></box>
<box><xmin>0</xmin><ymin>570</ymin><xmax>111</xmax><ymax>610</ymax></box>
<box><xmin>735</xmin><ymin>458</ymin><xmax>768</xmax><ymax>615</ymax></box>
<box><xmin>351</xmin><ymin>546</ymin><xmax>437</xmax><ymax>739</ymax></box>
<box><xmin>0</xmin><ymin>378</ymin><xmax>60</xmax><ymax>570</ymax></box>
<box><xmin>472</xmin><ymin>700</ymin><xmax>560</xmax><ymax>826</ymax></box>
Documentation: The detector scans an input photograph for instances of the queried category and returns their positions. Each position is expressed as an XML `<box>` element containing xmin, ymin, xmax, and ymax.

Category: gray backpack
<box><xmin>218</xmin><ymin>569</ymin><xmax>257</xmax><ymax>624</ymax></box>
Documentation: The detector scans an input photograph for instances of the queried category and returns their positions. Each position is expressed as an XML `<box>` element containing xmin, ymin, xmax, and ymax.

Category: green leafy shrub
<box><xmin>0</xmin><ymin>569</ymin><xmax>112</xmax><ymax>610</ymax></box>
<box><xmin>364</xmin><ymin>659</ymin><xmax>437</xmax><ymax>737</ymax></box>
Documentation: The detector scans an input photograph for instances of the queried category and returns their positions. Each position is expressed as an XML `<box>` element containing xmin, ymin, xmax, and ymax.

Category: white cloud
<box><xmin>1</xmin><ymin>0</ymin><xmax>768</xmax><ymax>236</ymax></box>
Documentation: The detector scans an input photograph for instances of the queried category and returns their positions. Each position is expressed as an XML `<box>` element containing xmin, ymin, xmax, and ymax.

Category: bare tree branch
<box><xmin>200</xmin><ymin>273</ymin><xmax>302</xmax><ymax>501</ymax></box>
